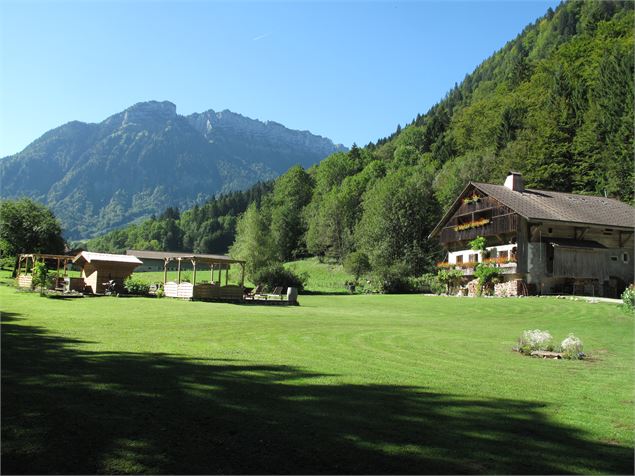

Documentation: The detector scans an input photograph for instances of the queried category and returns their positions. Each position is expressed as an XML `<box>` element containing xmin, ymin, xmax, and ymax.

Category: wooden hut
<box><xmin>73</xmin><ymin>252</ymin><xmax>143</xmax><ymax>294</ymax></box>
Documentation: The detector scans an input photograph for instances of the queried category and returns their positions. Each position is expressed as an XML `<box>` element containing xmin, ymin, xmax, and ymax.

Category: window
<box><xmin>469</xmin><ymin>254</ymin><xmax>479</xmax><ymax>263</ymax></box>
<box><xmin>499</xmin><ymin>250</ymin><xmax>509</xmax><ymax>259</ymax></box>
<box><xmin>456</xmin><ymin>255</ymin><xmax>463</xmax><ymax>264</ymax></box>
<box><xmin>610</xmin><ymin>256</ymin><xmax>618</xmax><ymax>262</ymax></box>
<box><xmin>623</xmin><ymin>253</ymin><xmax>630</xmax><ymax>263</ymax></box>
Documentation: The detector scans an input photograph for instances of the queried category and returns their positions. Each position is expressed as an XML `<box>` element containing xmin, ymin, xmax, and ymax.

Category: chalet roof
<box><xmin>126</xmin><ymin>249</ymin><xmax>245</xmax><ymax>264</ymax></box>
<box><xmin>472</xmin><ymin>183</ymin><xmax>635</xmax><ymax>229</ymax></box>
<box><xmin>430</xmin><ymin>182</ymin><xmax>635</xmax><ymax>238</ymax></box>
<box><xmin>73</xmin><ymin>252</ymin><xmax>143</xmax><ymax>265</ymax></box>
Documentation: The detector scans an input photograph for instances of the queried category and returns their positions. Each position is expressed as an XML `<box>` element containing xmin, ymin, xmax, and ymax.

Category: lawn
<box><xmin>1</xmin><ymin>277</ymin><xmax>633</xmax><ymax>474</ymax></box>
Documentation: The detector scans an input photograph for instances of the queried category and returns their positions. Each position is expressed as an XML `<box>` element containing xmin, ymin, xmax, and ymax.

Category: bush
<box><xmin>0</xmin><ymin>254</ymin><xmax>15</xmax><ymax>271</ymax></box>
<box><xmin>32</xmin><ymin>261</ymin><xmax>49</xmax><ymax>295</ymax></box>
<box><xmin>155</xmin><ymin>287</ymin><xmax>165</xmax><ymax>298</ymax></box>
<box><xmin>621</xmin><ymin>284</ymin><xmax>635</xmax><ymax>312</ymax></box>
<box><xmin>343</xmin><ymin>252</ymin><xmax>371</xmax><ymax>280</ymax></box>
<box><xmin>252</xmin><ymin>264</ymin><xmax>306</xmax><ymax>293</ymax></box>
<box><xmin>518</xmin><ymin>329</ymin><xmax>554</xmax><ymax>353</ymax></box>
<box><xmin>371</xmin><ymin>262</ymin><xmax>416</xmax><ymax>294</ymax></box>
<box><xmin>437</xmin><ymin>269</ymin><xmax>464</xmax><ymax>294</ymax></box>
<box><xmin>417</xmin><ymin>273</ymin><xmax>445</xmax><ymax>294</ymax></box>
<box><xmin>560</xmin><ymin>334</ymin><xmax>584</xmax><ymax>359</ymax></box>
<box><xmin>124</xmin><ymin>276</ymin><xmax>151</xmax><ymax>295</ymax></box>
<box><xmin>474</xmin><ymin>263</ymin><xmax>502</xmax><ymax>296</ymax></box>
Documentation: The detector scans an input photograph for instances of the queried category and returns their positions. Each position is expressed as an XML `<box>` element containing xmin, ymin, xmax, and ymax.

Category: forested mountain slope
<box><xmin>89</xmin><ymin>1</ymin><xmax>634</xmax><ymax>278</ymax></box>
<box><xmin>0</xmin><ymin>101</ymin><xmax>345</xmax><ymax>239</ymax></box>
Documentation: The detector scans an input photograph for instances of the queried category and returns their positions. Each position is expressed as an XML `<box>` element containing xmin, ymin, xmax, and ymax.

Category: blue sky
<box><xmin>0</xmin><ymin>0</ymin><xmax>560</xmax><ymax>157</ymax></box>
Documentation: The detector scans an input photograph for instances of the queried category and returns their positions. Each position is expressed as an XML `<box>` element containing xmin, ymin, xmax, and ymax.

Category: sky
<box><xmin>0</xmin><ymin>0</ymin><xmax>560</xmax><ymax>157</ymax></box>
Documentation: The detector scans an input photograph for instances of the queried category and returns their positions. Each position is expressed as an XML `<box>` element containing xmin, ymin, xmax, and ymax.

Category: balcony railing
<box><xmin>439</xmin><ymin>213</ymin><xmax>518</xmax><ymax>244</ymax></box>
<box><xmin>436</xmin><ymin>258</ymin><xmax>518</xmax><ymax>276</ymax></box>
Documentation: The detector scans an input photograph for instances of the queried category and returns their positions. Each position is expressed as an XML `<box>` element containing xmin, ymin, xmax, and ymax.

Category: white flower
<box><xmin>520</xmin><ymin>329</ymin><xmax>553</xmax><ymax>350</ymax></box>
<box><xmin>561</xmin><ymin>334</ymin><xmax>583</xmax><ymax>354</ymax></box>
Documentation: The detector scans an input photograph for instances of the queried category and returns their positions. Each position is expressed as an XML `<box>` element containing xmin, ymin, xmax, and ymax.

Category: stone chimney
<box><xmin>504</xmin><ymin>171</ymin><xmax>524</xmax><ymax>192</ymax></box>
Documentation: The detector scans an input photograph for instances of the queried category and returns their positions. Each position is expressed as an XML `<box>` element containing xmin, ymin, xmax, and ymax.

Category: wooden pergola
<box><xmin>17</xmin><ymin>253</ymin><xmax>74</xmax><ymax>277</ymax></box>
<box><xmin>162</xmin><ymin>254</ymin><xmax>246</xmax><ymax>287</ymax></box>
<box><xmin>16</xmin><ymin>253</ymin><xmax>76</xmax><ymax>289</ymax></box>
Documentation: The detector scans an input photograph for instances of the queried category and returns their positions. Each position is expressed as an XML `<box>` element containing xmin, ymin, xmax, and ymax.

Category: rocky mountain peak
<box><xmin>121</xmin><ymin>100</ymin><xmax>177</xmax><ymax>126</ymax></box>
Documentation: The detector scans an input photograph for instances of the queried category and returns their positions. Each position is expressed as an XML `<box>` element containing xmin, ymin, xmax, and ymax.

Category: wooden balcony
<box><xmin>439</xmin><ymin>213</ymin><xmax>519</xmax><ymax>244</ymax></box>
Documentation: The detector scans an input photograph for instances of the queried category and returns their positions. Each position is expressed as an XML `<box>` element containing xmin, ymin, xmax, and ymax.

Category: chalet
<box><xmin>429</xmin><ymin>172</ymin><xmax>634</xmax><ymax>297</ymax></box>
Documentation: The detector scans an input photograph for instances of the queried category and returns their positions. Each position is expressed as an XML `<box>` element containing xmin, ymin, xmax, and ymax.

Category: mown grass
<box><xmin>1</xmin><ymin>273</ymin><xmax>633</xmax><ymax>474</ymax></box>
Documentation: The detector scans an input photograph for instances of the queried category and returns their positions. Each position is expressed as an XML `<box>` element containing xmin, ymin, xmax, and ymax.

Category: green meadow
<box><xmin>1</xmin><ymin>273</ymin><xmax>633</xmax><ymax>474</ymax></box>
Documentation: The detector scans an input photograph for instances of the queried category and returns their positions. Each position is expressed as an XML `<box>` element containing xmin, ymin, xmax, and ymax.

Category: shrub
<box><xmin>252</xmin><ymin>264</ymin><xmax>306</xmax><ymax>293</ymax></box>
<box><xmin>371</xmin><ymin>262</ymin><xmax>415</xmax><ymax>294</ymax></box>
<box><xmin>518</xmin><ymin>329</ymin><xmax>554</xmax><ymax>353</ymax></box>
<box><xmin>560</xmin><ymin>334</ymin><xmax>584</xmax><ymax>359</ymax></box>
<box><xmin>437</xmin><ymin>269</ymin><xmax>463</xmax><ymax>294</ymax></box>
<box><xmin>417</xmin><ymin>273</ymin><xmax>445</xmax><ymax>294</ymax></box>
<box><xmin>124</xmin><ymin>276</ymin><xmax>151</xmax><ymax>295</ymax></box>
<box><xmin>474</xmin><ymin>263</ymin><xmax>502</xmax><ymax>296</ymax></box>
<box><xmin>32</xmin><ymin>261</ymin><xmax>49</xmax><ymax>295</ymax></box>
<box><xmin>0</xmin><ymin>254</ymin><xmax>15</xmax><ymax>271</ymax></box>
<box><xmin>621</xmin><ymin>284</ymin><xmax>635</xmax><ymax>312</ymax></box>
<box><xmin>155</xmin><ymin>287</ymin><xmax>165</xmax><ymax>298</ymax></box>
<box><xmin>343</xmin><ymin>251</ymin><xmax>371</xmax><ymax>280</ymax></box>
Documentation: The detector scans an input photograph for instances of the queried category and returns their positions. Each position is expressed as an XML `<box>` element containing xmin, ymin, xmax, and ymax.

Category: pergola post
<box><xmin>210</xmin><ymin>264</ymin><xmax>214</xmax><ymax>284</ymax></box>
<box><xmin>192</xmin><ymin>259</ymin><xmax>197</xmax><ymax>285</ymax></box>
<box><xmin>16</xmin><ymin>256</ymin><xmax>22</xmax><ymax>276</ymax></box>
<box><xmin>177</xmin><ymin>258</ymin><xmax>182</xmax><ymax>284</ymax></box>
<box><xmin>163</xmin><ymin>258</ymin><xmax>169</xmax><ymax>284</ymax></box>
<box><xmin>240</xmin><ymin>263</ymin><xmax>245</xmax><ymax>288</ymax></box>
<box><xmin>225</xmin><ymin>266</ymin><xmax>229</xmax><ymax>286</ymax></box>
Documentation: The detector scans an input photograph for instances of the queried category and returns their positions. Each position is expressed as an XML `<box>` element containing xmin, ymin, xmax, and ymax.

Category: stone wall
<box><xmin>494</xmin><ymin>279</ymin><xmax>526</xmax><ymax>297</ymax></box>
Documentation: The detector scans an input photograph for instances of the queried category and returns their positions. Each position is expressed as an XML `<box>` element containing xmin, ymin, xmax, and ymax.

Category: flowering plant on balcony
<box><xmin>483</xmin><ymin>256</ymin><xmax>517</xmax><ymax>265</ymax></box>
<box><xmin>436</xmin><ymin>261</ymin><xmax>479</xmax><ymax>269</ymax></box>
<box><xmin>462</xmin><ymin>193</ymin><xmax>481</xmax><ymax>205</ymax></box>
<box><xmin>453</xmin><ymin>218</ymin><xmax>490</xmax><ymax>232</ymax></box>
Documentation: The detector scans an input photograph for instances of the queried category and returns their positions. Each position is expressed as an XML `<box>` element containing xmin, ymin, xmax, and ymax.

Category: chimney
<box><xmin>504</xmin><ymin>171</ymin><xmax>524</xmax><ymax>192</ymax></box>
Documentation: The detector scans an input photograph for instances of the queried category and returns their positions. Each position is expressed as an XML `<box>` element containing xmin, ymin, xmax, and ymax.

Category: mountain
<box><xmin>0</xmin><ymin>101</ymin><xmax>345</xmax><ymax>239</ymax></box>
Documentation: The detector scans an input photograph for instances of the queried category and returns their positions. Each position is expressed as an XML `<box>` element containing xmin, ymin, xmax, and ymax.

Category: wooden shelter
<box><xmin>150</xmin><ymin>252</ymin><xmax>246</xmax><ymax>301</ymax></box>
<box><xmin>16</xmin><ymin>253</ymin><xmax>76</xmax><ymax>289</ymax></box>
<box><xmin>73</xmin><ymin>252</ymin><xmax>143</xmax><ymax>294</ymax></box>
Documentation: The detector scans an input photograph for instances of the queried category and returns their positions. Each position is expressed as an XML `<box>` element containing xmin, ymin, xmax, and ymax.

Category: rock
<box><xmin>530</xmin><ymin>350</ymin><xmax>563</xmax><ymax>359</ymax></box>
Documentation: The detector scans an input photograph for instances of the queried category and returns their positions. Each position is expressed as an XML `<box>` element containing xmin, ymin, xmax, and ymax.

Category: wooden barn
<box><xmin>429</xmin><ymin>172</ymin><xmax>635</xmax><ymax>297</ymax></box>
<box><xmin>73</xmin><ymin>252</ymin><xmax>143</xmax><ymax>294</ymax></box>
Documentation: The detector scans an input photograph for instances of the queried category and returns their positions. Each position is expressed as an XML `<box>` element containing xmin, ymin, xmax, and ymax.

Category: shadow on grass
<box><xmin>1</xmin><ymin>311</ymin><xmax>632</xmax><ymax>475</ymax></box>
